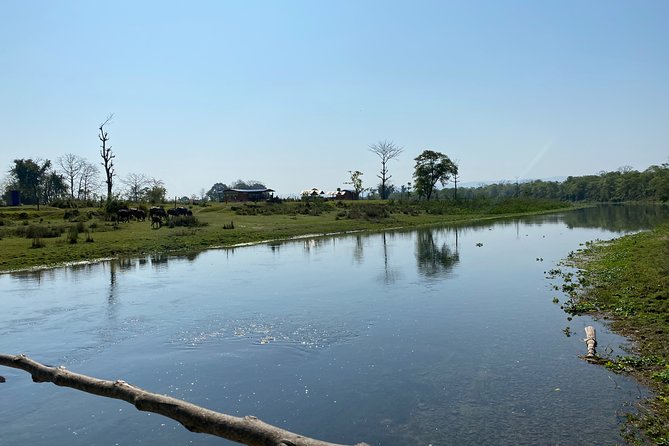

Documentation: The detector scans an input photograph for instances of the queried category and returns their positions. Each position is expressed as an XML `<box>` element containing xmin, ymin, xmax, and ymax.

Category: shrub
<box><xmin>67</xmin><ymin>226</ymin><xmax>79</xmax><ymax>244</ymax></box>
<box><xmin>168</xmin><ymin>215</ymin><xmax>205</xmax><ymax>228</ymax></box>
<box><xmin>16</xmin><ymin>224</ymin><xmax>65</xmax><ymax>239</ymax></box>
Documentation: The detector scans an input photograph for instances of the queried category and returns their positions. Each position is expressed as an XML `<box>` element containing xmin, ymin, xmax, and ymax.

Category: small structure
<box><xmin>335</xmin><ymin>189</ymin><xmax>357</xmax><ymax>200</ymax></box>
<box><xmin>6</xmin><ymin>190</ymin><xmax>20</xmax><ymax>206</ymax></box>
<box><xmin>301</xmin><ymin>188</ymin><xmax>325</xmax><ymax>197</ymax></box>
<box><xmin>222</xmin><ymin>188</ymin><xmax>275</xmax><ymax>202</ymax></box>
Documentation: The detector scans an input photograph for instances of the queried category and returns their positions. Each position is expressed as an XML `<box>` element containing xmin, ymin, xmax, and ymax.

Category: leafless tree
<box><xmin>99</xmin><ymin>114</ymin><xmax>115</xmax><ymax>202</ymax></box>
<box><xmin>369</xmin><ymin>140</ymin><xmax>403</xmax><ymax>199</ymax></box>
<box><xmin>78</xmin><ymin>161</ymin><xmax>100</xmax><ymax>200</ymax></box>
<box><xmin>122</xmin><ymin>172</ymin><xmax>149</xmax><ymax>202</ymax></box>
<box><xmin>57</xmin><ymin>153</ymin><xmax>85</xmax><ymax>199</ymax></box>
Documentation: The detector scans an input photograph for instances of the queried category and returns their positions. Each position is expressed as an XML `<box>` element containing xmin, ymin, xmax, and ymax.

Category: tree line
<box><xmin>451</xmin><ymin>164</ymin><xmax>669</xmax><ymax>203</ymax></box>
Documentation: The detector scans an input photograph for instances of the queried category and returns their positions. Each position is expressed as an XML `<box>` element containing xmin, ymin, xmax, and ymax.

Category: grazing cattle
<box><xmin>167</xmin><ymin>207</ymin><xmax>193</xmax><ymax>218</ymax></box>
<box><xmin>129</xmin><ymin>208</ymin><xmax>146</xmax><ymax>221</ymax></box>
<box><xmin>149</xmin><ymin>206</ymin><xmax>168</xmax><ymax>219</ymax></box>
<box><xmin>116</xmin><ymin>209</ymin><xmax>131</xmax><ymax>223</ymax></box>
<box><xmin>151</xmin><ymin>215</ymin><xmax>162</xmax><ymax>228</ymax></box>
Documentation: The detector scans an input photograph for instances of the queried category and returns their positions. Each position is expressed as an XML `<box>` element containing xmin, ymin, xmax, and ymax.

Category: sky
<box><xmin>1</xmin><ymin>0</ymin><xmax>668</xmax><ymax>198</ymax></box>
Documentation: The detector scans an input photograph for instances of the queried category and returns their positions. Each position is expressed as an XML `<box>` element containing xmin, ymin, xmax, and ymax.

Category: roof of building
<box><xmin>224</xmin><ymin>188</ymin><xmax>275</xmax><ymax>193</ymax></box>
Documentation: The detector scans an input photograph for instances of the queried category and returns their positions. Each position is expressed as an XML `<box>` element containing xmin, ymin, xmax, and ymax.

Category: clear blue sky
<box><xmin>1</xmin><ymin>0</ymin><xmax>667</xmax><ymax>198</ymax></box>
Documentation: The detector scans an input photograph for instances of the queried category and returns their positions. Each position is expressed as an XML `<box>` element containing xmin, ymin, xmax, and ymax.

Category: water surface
<box><xmin>1</xmin><ymin>205</ymin><xmax>666</xmax><ymax>445</ymax></box>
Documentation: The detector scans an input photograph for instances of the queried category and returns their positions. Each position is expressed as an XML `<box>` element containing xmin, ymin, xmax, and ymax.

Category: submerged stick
<box><xmin>0</xmin><ymin>354</ymin><xmax>368</xmax><ymax>446</ymax></box>
<box><xmin>584</xmin><ymin>326</ymin><xmax>597</xmax><ymax>357</ymax></box>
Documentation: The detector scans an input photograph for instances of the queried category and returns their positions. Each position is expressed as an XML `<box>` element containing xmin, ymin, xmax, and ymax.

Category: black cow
<box><xmin>168</xmin><ymin>207</ymin><xmax>193</xmax><ymax>218</ymax></box>
<box><xmin>129</xmin><ymin>208</ymin><xmax>146</xmax><ymax>221</ymax></box>
<box><xmin>151</xmin><ymin>215</ymin><xmax>163</xmax><ymax>228</ymax></box>
<box><xmin>149</xmin><ymin>206</ymin><xmax>168</xmax><ymax>219</ymax></box>
<box><xmin>116</xmin><ymin>209</ymin><xmax>131</xmax><ymax>223</ymax></box>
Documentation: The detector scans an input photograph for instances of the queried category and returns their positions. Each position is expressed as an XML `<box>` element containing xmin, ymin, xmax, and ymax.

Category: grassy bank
<box><xmin>555</xmin><ymin>223</ymin><xmax>669</xmax><ymax>445</ymax></box>
<box><xmin>0</xmin><ymin>198</ymin><xmax>569</xmax><ymax>273</ymax></box>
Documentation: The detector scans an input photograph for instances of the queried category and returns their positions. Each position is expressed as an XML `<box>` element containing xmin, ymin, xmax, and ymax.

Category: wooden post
<box><xmin>584</xmin><ymin>326</ymin><xmax>597</xmax><ymax>357</ymax></box>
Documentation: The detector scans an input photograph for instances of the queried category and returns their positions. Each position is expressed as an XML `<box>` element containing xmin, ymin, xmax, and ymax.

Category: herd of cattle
<box><xmin>116</xmin><ymin>206</ymin><xmax>192</xmax><ymax>228</ymax></box>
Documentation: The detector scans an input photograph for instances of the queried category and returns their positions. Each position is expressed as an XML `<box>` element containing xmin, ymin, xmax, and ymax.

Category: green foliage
<box><xmin>168</xmin><ymin>215</ymin><xmax>205</xmax><ymax>228</ymax></box>
<box><xmin>344</xmin><ymin>204</ymin><xmax>389</xmax><ymax>220</ymax></box>
<box><xmin>652</xmin><ymin>367</ymin><xmax>669</xmax><ymax>384</ymax></box>
<box><xmin>557</xmin><ymin>222</ymin><xmax>669</xmax><ymax>442</ymax></box>
<box><xmin>413</xmin><ymin>150</ymin><xmax>457</xmax><ymax>200</ymax></box>
<box><xmin>67</xmin><ymin>225</ymin><xmax>79</xmax><ymax>244</ymax></box>
<box><xmin>455</xmin><ymin>163</ymin><xmax>669</xmax><ymax>203</ymax></box>
<box><xmin>103</xmin><ymin>199</ymin><xmax>127</xmax><ymax>217</ymax></box>
<box><xmin>15</xmin><ymin>224</ymin><xmax>65</xmax><ymax>239</ymax></box>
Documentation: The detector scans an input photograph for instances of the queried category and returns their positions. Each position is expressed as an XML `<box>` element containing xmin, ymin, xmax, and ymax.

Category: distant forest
<box><xmin>438</xmin><ymin>163</ymin><xmax>669</xmax><ymax>203</ymax></box>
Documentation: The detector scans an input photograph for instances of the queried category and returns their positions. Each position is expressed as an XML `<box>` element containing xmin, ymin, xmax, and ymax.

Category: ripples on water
<box><xmin>1</xmin><ymin>205</ymin><xmax>667</xmax><ymax>446</ymax></box>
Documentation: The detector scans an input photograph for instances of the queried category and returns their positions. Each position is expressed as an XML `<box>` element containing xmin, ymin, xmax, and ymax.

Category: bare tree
<box><xmin>57</xmin><ymin>154</ymin><xmax>84</xmax><ymax>199</ymax></box>
<box><xmin>122</xmin><ymin>172</ymin><xmax>149</xmax><ymax>202</ymax></box>
<box><xmin>78</xmin><ymin>161</ymin><xmax>100</xmax><ymax>201</ymax></box>
<box><xmin>99</xmin><ymin>114</ymin><xmax>115</xmax><ymax>202</ymax></box>
<box><xmin>369</xmin><ymin>140</ymin><xmax>403</xmax><ymax>199</ymax></box>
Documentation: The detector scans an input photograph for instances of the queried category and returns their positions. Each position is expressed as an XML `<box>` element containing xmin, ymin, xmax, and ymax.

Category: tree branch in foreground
<box><xmin>0</xmin><ymin>354</ymin><xmax>368</xmax><ymax>446</ymax></box>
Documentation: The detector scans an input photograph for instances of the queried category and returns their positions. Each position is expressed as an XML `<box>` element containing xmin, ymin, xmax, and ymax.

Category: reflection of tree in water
<box><xmin>105</xmin><ymin>260</ymin><xmax>118</xmax><ymax>320</ymax></box>
<box><xmin>353</xmin><ymin>235</ymin><xmax>364</xmax><ymax>264</ymax></box>
<box><xmin>379</xmin><ymin>232</ymin><xmax>401</xmax><ymax>284</ymax></box>
<box><xmin>150</xmin><ymin>254</ymin><xmax>169</xmax><ymax>270</ymax></box>
<box><xmin>415</xmin><ymin>228</ymin><xmax>460</xmax><ymax>278</ymax></box>
<box><xmin>562</xmin><ymin>204</ymin><xmax>669</xmax><ymax>232</ymax></box>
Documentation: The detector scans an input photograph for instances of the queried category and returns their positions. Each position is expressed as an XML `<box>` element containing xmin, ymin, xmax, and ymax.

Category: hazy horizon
<box><xmin>2</xmin><ymin>1</ymin><xmax>667</xmax><ymax>198</ymax></box>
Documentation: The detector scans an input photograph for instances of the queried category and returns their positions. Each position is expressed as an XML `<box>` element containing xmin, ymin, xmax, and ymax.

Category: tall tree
<box><xmin>99</xmin><ymin>114</ymin><xmax>115</xmax><ymax>202</ymax></box>
<box><xmin>122</xmin><ymin>173</ymin><xmax>149</xmax><ymax>202</ymax></box>
<box><xmin>451</xmin><ymin>160</ymin><xmax>460</xmax><ymax>200</ymax></box>
<box><xmin>9</xmin><ymin>158</ymin><xmax>52</xmax><ymax>209</ymax></box>
<box><xmin>146</xmin><ymin>178</ymin><xmax>167</xmax><ymax>204</ymax></box>
<box><xmin>78</xmin><ymin>161</ymin><xmax>100</xmax><ymax>200</ymax></box>
<box><xmin>206</xmin><ymin>182</ymin><xmax>229</xmax><ymax>202</ymax></box>
<box><xmin>42</xmin><ymin>171</ymin><xmax>68</xmax><ymax>203</ymax></box>
<box><xmin>346</xmin><ymin>170</ymin><xmax>364</xmax><ymax>199</ymax></box>
<box><xmin>57</xmin><ymin>153</ymin><xmax>84</xmax><ymax>199</ymax></box>
<box><xmin>369</xmin><ymin>140</ymin><xmax>403</xmax><ymax>199</ymax></box>
<box><xmin>231</xmin><ymin>179</ymin><xmax>266</xmax><ymax>190</ymax></box>
<box><xmin>413</xmin><ymin>150</ymin><xmax>457</xmax><ymax>200</ymax></box>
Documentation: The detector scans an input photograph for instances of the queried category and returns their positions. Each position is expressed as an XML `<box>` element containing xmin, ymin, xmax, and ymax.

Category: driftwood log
<box><xmin>0</xmin><ymin>354</ymin><xmax>368</xmax><ymax>446</ymax></box>
<box><xmin>584</xmin><ymin>326</ymin><xmax>597</xmax><ymax>358</ymax></box>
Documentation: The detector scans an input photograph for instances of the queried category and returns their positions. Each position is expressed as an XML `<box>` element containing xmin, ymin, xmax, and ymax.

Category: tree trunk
<box><xmin>0</xmin><ymin>354</ymin><xmax>368</xmax><ymax>446</ymax></box>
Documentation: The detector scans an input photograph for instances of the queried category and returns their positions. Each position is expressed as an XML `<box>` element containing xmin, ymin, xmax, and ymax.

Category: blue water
<box><xmin>1</xmin><ymin>207</ymin><xmax>663</xmax><ymax>445</ymax></box>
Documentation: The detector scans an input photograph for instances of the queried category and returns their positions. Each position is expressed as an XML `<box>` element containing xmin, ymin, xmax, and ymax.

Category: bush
<box><xmin>16</xmin><ymin>224</ymin><xmax>65</xmax><ymax>239</ymax></box>
<box><xmin>67</xmin><ymin>226</ymin><xmax>79</xmax><ymax>244</ymax></box>
<box><xmin>168</xmin><ymin>215</ymin><xmax>205</xmax><ymax>228</ymax></box>
<box><xmin>64</xmin><ymin>209</ymin><xmax>80</xmax><ymax>220</ymax></box>
<box><xmin>346</xmin><ymin>204</ymin><xmax>389</xmax><ymax>220</ymax></box>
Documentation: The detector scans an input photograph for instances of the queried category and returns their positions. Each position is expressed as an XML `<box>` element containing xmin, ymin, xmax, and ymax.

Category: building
<box><xmin>222</xmin><ymin>188</ymin><xmax>275</xmax><ymax>202</ymax></box>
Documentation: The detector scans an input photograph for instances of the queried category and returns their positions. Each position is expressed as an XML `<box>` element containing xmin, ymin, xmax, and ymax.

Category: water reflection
<box><xmin>415</xmin><ymin>227</ymin><xmax>460</xmax><ymax>278</ymax></box>
<box><xmin>105</xmin><ymin>261</ymin><xmax>118</xmax><ymax>320</ymax></box>
<box><xmin>563</xmin><ymin>204</ymin><xmax>669</xmax><ymax>231</ymax></box>
<box><xmin>1</xmin><ymin>205</ymin><xmax>661</xmax><ymax>446</ymax></box>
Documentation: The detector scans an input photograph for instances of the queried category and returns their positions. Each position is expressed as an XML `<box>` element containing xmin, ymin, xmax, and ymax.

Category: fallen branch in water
<box><xmin>0</xmin><ymin>354</ymin><xmax>368</xmax><ymax>446</ymax></box>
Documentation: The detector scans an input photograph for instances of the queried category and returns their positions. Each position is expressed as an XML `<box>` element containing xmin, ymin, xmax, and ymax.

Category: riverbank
<box><xmin>555</xmin><ymin>222</ymin><xmax>669</xmax><ymax>444</ymax></box>
<box><xmin>0</xmin><ymin>198</ymin><xmax>570</xmax><ymax>273</ymax></box>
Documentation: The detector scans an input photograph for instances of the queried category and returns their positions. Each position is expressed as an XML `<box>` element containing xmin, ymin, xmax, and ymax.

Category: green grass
<box><xmin>0</xmin><ymin>198</ymin><xmax>570</xmax><ymax>273</ymax></box>
<box><xmin>555</xmin><ymin>223</ymin><xmax>669</xmax><ymax>445</ymax></box>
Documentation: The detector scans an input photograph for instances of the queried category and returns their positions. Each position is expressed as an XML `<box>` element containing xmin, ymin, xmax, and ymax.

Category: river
<box><xmin>1</xmin><ymin>204</ymin><xmax>667</xmax><ymax>445</ymax></box>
